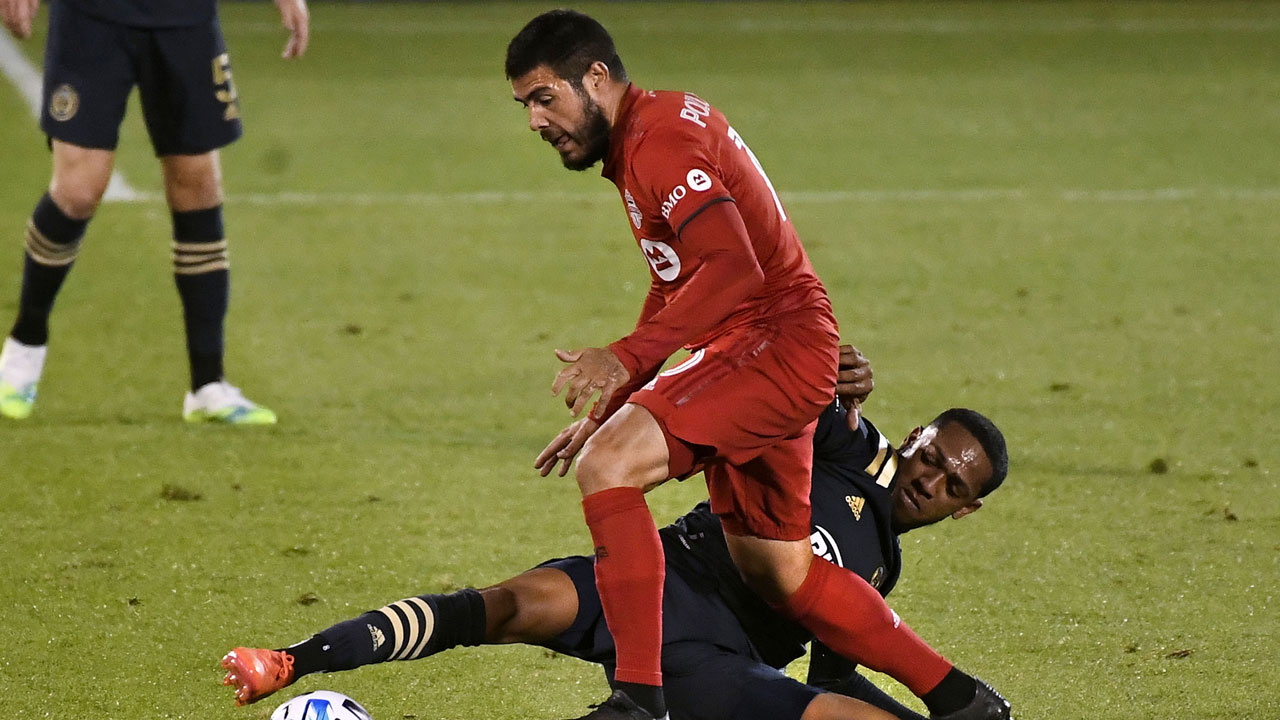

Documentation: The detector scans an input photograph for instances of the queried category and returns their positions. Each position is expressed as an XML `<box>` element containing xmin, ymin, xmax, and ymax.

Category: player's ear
<box><xmin>585</xmin><ymin>60</ymin><xmax>610</xmax><ymax>90</ymax></box>
<box><xmin>952</xmin><ymin>499</ymin><xmax>982</xmax><ymax>520</ymax></box>
<box><xmin>899</xmin><ymin>426</ymin><xmax>924</xmax><ymax>455</ymax></box>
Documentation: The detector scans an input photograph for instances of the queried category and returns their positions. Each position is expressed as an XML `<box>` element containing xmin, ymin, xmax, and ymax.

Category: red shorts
<box><xmin>628</xmin><ymin>316</ymin><xmax>838</xmax><ymax>541</ymax></box>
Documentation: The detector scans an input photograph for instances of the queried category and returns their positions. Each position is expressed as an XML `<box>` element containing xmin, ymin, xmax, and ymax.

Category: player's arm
<box><xmin>591</xmin><ymin>282</ymin><xmax>666</xmax><ymax>421</ymax></box>
<box><xmin>537</xmin><ymin>285</ymin><xmax>666</xmax><ymax>476</ymax></box>
<box><xmin>274</xmin><ymin>0</ymin><xmax>310</xmax><ymax>58</ymax></box>
<box><xmin>0</xmin><ymin>0</ymin><xmax>39</xmax><ymax>40</ymax></box>
<box><xmin>549</xmin><ymin>200</ymin><xmax>763</xmax><ymax>422</ymax></box>
<box><xmin>608</xmin><ymin>199</ymin><xmax>765</xmax><ymax>379</ymax></box>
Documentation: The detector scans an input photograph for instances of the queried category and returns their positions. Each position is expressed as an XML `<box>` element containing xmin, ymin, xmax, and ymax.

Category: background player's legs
<box><xmin>574</xmin><ymin>403</ymin><xmax>672</xmax><ymax>719</ymax></box>
<box><xmin>162</xmin><ymin>151</ymin><xmax>275</xmax><ymax>423</ymax></box>
<box><xmin>1</xmin><ymin>141</ymin><xmax>112</xmax><ymax>419</ymax></box>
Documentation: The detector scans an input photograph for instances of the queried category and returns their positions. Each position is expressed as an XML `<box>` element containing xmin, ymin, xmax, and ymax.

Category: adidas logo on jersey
<box><xmin>845</xmin><ymin>495</ymin><xmax>865</xmax><ymax>521</ymax></box>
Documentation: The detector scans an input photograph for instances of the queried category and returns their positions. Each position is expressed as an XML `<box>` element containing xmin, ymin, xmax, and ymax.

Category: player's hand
<box><xmin>0</xmin><ymin>0</ymin><xmax>39</xmax><ymax>40</ymax></box>
<box><xmin>835</xmin><ymin>344</ymin><xmax>873</xmax><ymax>429</ymax></box>
<box><xmin>274</xmin><ymin>0</ymin><xmax>309</xmax><ymax>59</ymax></box>
<box><xmin>535</xmin><ymin>417</ymin><xmax>600</xmax><ymax>477</ymax></box>
<box><xmin>551</xmin><ymin>347</ymin><xmax>630</xmax><ymax>418</ymax></box>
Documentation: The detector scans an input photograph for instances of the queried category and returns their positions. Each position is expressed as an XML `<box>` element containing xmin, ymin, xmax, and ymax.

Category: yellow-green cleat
<box><xmin>183</xmin><ymin>380</ymin><xmax>277</xmax><ymax>425</ymax></box>
<box><xmin>0</xmin><ymin>379</ymin><xmax>37</xmax><ymax>420</ymax></box>
<box><xmin>0</xmin><ymin>337</ymin><xmax>46</xmax><ymax>420</ymax></box>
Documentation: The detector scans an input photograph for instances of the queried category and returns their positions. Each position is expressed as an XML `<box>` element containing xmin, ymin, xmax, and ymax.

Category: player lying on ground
<box><xmin>222</xmin><ymin>351</ymin><xmax>1012</xmax><ymax>720</ymax></box>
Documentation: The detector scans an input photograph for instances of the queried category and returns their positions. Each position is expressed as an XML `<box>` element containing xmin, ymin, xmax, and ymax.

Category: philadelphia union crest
<box><xmin>49</xmin><ymin>84</ymin><xmax>79</xmax><ymax>122</ymax></box>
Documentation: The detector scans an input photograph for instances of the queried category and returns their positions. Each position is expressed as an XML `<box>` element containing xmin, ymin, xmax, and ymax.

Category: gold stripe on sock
<box><xmin>389</xmin><ymin>600</ymin><xmax>421</xmax><ymax>661</ymax></box>
<box><xmin>402</xmin><ymin>596</ymin><xmax>436</xmax><ymax>661</ymax></box>
<box><xmin>24</xmin><ymin>221</ymin><xmax>80</xmax><ymax>267</ymax></box>
<box><xmin>376</xmin><ymin>605</ymin><xmax>407</xmax><ymax>660</ymax></box>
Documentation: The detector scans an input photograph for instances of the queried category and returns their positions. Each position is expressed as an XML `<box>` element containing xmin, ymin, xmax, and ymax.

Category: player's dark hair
<box><xmin>505</xmin><ymin>10</ymin><xmax>627</xmax><ymax>85</ymax></box>
<box><xmin>930</xmin><ymin>408</ymin><xmax>1009</xmax><ymax>498</ymax></box>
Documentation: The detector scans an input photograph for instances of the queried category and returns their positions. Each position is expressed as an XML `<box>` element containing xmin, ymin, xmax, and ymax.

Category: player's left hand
<box><xmin>551</xmin><ymin>347</ymin><xmax>630</xmax><ymax>418</ymax></box>
<box><xmin>835</xmin><ymin>343</ymin><xmax>873</xmax><ymax>430</ymax></box>
<box><xmin>0</xmin><ymin>0</ymin><xmax>40</xmax><ymax>40</ymax></box>
<box><xmin>534</xmin><ymin>416</ymin><xmax>600</xmax><ymax>477</ymax></box>
<box><xmin>274</xmin><ymin>0</ymin><xmax>309</xmax><ymax>59</ymax></box>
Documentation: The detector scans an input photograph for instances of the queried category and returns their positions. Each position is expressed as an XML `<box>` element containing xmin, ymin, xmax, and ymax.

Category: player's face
<box><xmin>890</xmin><ymin>423</ymin><xmax>991</xmax><ymax>533</ymax></box>
<box><xmin>512</xmin><ymin>66</ymin><xmax>611</xmax><ymax>171</ymax></box>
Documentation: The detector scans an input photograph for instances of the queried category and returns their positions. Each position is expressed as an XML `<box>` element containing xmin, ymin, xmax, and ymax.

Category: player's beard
<box><xmin>560</xmin><ymin>95</ymin><xmax>611</xmax><ymax>172</ymax></box>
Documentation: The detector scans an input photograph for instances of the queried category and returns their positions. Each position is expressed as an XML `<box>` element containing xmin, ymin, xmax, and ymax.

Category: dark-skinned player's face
<box><xmin>512</xmin><ymin>65</ymin><xmax>611</xmax><ymax>172</ymax></box>
<box><xmin>890</xmin><ymin>422</ymin><xmax>993</xmax><ymax>534</ymax></box>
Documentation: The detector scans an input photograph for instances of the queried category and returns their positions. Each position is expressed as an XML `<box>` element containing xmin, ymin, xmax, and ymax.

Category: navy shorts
<box><xmin>537</xmin><ymin>556</ymin><xmax>822</xmax><ymax>720</ymax></box>
<box><xmin>40</xmin><ymin>0</ymin><xmax>242</xmax><ymax>155</ymax></box>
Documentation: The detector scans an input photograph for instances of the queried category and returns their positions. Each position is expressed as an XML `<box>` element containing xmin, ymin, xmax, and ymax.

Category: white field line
<box><xmin>0</xmin><ymin>32</ymin><xmax>140</xmax><ymax>202</ymax></box>
<box><xmin>185</xmin><ymin>187</ymin><xmax>1280</xmax><ymax>208</ymax></box>
<box><xmin>218</xmin><ymin>17</ymin><xmax>1280</xmax><ymax>36</ymax></box>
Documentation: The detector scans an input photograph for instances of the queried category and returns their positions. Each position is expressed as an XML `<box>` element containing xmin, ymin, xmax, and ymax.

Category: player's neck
<box><xmin>599</xmin><ymin>80</ymin><xmax>632</xmax><ymax>130</ymax></box>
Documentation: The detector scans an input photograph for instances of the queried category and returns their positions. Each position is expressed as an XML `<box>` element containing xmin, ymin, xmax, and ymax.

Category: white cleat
<box><xmin>0</xmin><ymin>337</ymin><xmax>46</xmax><ymax>420</ymax></box>
<box><xmin>183</xmin><ymin>380</ymin><xmax>277</xmax><ymax>425</ymax></box>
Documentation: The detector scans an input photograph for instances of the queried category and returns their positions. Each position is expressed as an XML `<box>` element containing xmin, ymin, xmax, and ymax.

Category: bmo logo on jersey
<box><xmin>686</xmin><ymin>168</ymin><xmax>712</xmax><ymax>192</ymax></box>
<box><xmin>660</xmin><ymin>169</ymin><xmax>713</xmax><ymax>220</ymax></box>
<box><xmin>810</xmin><ymin>526</ymin><xmax>844</xmax><ymax>568</ymax></box>
<box><xmin>640</xmin><ymin>239</ymin><xmax>681</xmax><ymax>281</ymax></box>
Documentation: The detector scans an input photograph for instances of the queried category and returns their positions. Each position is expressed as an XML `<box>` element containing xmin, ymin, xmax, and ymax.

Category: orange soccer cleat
<box><xmin>221</xmin><ymin>647</ymin><xmax>296</xmax><ymax>706</ymax></box>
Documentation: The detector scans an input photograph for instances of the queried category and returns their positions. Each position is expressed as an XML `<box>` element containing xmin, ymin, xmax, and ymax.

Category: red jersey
<box><xmin>601</xmin><ymin>84</ymin><xmax>835</xmax><ymax>396</ymax></box>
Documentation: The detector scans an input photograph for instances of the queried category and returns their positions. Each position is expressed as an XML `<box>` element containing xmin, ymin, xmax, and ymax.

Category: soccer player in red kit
<box><xmin>506</xmin><ymin>11</ymin><xmax>1011</xmax><ymax>720</ymax></box>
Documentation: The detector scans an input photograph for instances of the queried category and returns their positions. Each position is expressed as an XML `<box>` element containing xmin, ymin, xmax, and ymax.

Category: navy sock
<box><xmin>615</xmin><ymin>681</ymin><xmax>666</xmax><ymax>719</ymax></box>
<box><xmin>922</xmin><ymin>667</ymin><xmax>978</xmax><ymax>716</ymax></box>
<box><xmin>282</xmin><ymin>589</ymin><xmax>487</xmax><ymax>678</ymax></box>
<box><xmin>171</xmin><ymin>207</ymin><xmax>228</xmax><ymax>390</ymax></box>
<box><xmin>11</xmin><ymin>194</ymin><xmax>88</xmax><ymax>346</ymax></box>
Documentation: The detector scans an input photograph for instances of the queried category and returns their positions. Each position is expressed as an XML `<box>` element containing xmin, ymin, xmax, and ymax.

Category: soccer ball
<box><xmin>270</xmin><ymin>690</ymin><xmax>373</xmax><ymax>720</ymax></box>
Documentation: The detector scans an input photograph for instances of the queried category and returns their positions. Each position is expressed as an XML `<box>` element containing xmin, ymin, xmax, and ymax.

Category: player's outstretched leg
<box><xmin>220</xmin><ymin>589</ymin><xmax>486</xmax><ymax>706</ymax></box>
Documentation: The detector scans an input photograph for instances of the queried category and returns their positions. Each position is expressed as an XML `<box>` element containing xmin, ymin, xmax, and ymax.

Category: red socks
<box><xmin>778</xmin><ymin>556</ymin><xmax>952</xmax><ymax>697</ymax></box>
<box><xmin>582</xmin><ymin>487</ymin><xmax>665</xmax><ymax>686</ymax></box>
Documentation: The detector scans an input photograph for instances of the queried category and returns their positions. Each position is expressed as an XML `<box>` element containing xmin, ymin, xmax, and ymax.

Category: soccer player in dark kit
<box><xmin>0</xmin><ymin>0</ymin><xmax>308</xmax><ymax>423</ymax></box>
<box><xmin>221</xmin><ymin>347</ymin><xmax>1013</xmax><ymax>720</ymax></box>
<box><xmin>502</xmin><ymin>10</ymin><xmax>1010</xmax><ymax>720</ymax></box>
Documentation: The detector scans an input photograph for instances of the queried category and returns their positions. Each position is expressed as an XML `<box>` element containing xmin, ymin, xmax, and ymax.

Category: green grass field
<box><xmin>2</xmin><ymin>2</ymin><xmax>1278</xmax><ymax>718</ymax></box>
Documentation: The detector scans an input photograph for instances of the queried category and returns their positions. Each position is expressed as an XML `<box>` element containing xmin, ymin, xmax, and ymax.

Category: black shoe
<box><xmin>566</xmin><ymin>690</ymin><xmax>669</xmax><ymax>720</ymax></box>
<box><xmin>930</xmin><ymin>679</ymin><xmax>1012</xmax><ymax>720</ymax></box>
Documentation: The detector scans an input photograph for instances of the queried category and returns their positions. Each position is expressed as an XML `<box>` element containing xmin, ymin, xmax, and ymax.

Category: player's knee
<box><xmin>48</xmin><ymin>181</ymin><xmax>104</xmax><ymax>220</ymax></box>
<box><xmin>162</xmin><ymin>155</ymin><xmax>224</xmax><ymax>211</ymax></box>
<box><xmin>574</xmin><ymin>437</ymin><xmax>630</xmax><ymax>495</ymax></box>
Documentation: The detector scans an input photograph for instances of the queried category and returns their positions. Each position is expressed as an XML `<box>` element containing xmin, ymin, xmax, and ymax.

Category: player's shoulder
<box><xmin>628</xmin><ymin>88</ymin><xmax>723</xmax><ymax>148</ymax></box>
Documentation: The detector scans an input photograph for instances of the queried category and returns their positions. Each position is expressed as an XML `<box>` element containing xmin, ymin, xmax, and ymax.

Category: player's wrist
<box><xmin>605</xmin><ymin>339</ymin><xmax>644</xmax><ymax>379</ymax></box>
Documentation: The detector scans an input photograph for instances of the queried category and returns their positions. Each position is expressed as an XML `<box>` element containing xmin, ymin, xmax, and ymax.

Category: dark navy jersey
<box><xmin>63</xmin><ymin>0</ymin><xmax>216</xmax><ymax>28</ymax></box>
<box><xmin>659</xmin><ymin>399</ymin><xmax>903</xmax><ymax>671</ymax></box>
